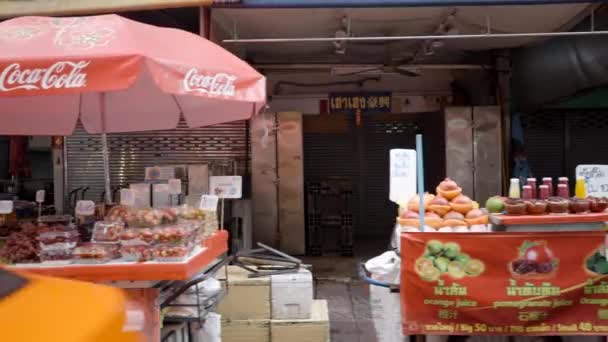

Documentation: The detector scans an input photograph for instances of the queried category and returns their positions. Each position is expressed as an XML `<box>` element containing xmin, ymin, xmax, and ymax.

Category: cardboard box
<box><xmin>271</xmin><ymin>269</ymin><xmax>313</xmax><ymax>319</ymax></box>
<box><xmin>222</xmin><ymin>319</ymin><xmax>270</xmax><ymax>342</ymax></box>
<box><xmin>217</xmin><ymin>266</ymin><xmax>271</xmax><ymax>320</ymax></box>
<box><xmin>271</xmin><ymin>300</ymin><xmax>330</xmax><ymax>342</ymax></box>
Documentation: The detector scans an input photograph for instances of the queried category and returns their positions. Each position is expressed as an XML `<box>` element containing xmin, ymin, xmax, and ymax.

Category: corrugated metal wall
<box><xmin>65</xmin><ymin>119</ymin><xmax>249</xmax><ymax>204</ymax></box>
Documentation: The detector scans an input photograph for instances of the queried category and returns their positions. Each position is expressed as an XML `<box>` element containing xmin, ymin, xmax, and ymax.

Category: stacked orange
<box><xmin>397</xmin><ymin>178</ymin><xmax>489</xmax><ymax>229</ymax></box>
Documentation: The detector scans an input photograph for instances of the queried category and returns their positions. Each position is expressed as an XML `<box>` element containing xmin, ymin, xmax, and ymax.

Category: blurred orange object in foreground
<box><xmin>0</xmin><ymin>268</ymin><xmax>142</xmax><ymax>342</ymax></box>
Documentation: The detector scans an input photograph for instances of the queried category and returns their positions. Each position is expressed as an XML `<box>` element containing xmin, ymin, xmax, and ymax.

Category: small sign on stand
<box><xmin>36</xmin><ymin>190</ymin><xmax>45</xmax><ymax>218</ymax></box>
<box><xmin>120</xmin><ymin>189</ymin><xmax>135</xmax><ymax>207</ymax></box>
<box><xmin>576</xmin><ymin>165</ymin><xmax>608</xmax><ymax>196</ymax></box>
<box><xmin>209</xmin><ymin>176</ymin><xmax>242</xmax><ymax>231</ymax></box>
<box><xmin>168</xmin><ymin>178</ymin><xmax>182</xmax><ymax>206</ymax></box>
<box><xmin>389</xmin><ymin>149</ymin><xmax>417</xmax><ymax>205</ymax></box>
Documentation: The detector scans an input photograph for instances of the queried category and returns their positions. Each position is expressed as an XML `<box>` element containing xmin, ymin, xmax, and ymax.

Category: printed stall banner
<box><xmin>401</xmin><ymin>232</ymin><xmax>608</xmax><ymax>336</ymax></box>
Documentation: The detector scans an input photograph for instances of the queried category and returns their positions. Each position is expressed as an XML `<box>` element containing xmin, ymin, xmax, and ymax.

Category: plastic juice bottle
<box><xmin>557</xmin><ymin>184</ymin><xmax>570</xmax><ymax>198</ymax></box>
<box><xmin>538</xmin><ymin>185</ymin><xmax>550</xmax><ymax>200</ymax></box>
<box><xmin>522</xmin><ymin>185</ymin><xmax>533</xmax><ymax>200</ymax></box>
<box><xmin>575</xmin><ymin>176</ymin><xmax>587</xmax><ymax>199</ymax></box>
<box><xmin>509</xmin><ymin>178</ymin><xmax>521</xmax><ymax>199</ymax></box>
<box><xmin>527</xmin><ymin>178</ymin><xmax>537</xmax><ymax>199</ymax></box>
<box><xmin>542</xmin><ymin>177</ymin><xmax>553</xmax><ymax>197</ymax></box>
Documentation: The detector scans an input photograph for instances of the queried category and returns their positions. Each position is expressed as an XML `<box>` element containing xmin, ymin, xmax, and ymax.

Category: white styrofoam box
<box><xmin>271</xmin><ymin>269</ymin><xmax>313</xmax><ymax>320</ymax></box>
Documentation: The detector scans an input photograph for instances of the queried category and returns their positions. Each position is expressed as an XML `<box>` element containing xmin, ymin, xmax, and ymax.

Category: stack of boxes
<box><xmin>218</xmin><ymin>266</ymin><xmax>329</xmax><ymax>342</ymax></box>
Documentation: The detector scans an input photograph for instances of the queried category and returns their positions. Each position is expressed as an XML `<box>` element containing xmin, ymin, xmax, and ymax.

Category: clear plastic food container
<box><xmin>73</xmin><ymin>243</ymin><xmax>119</xmax><ymax>264</ymax></box>
<box><xmin>38</xmin><ymin>215</ymin><xmax>75</xmax><ymax>233</ymax></box>
<box><xmin>178</xmin><ymin>205</ymin><xmax>205</xmax><ymax>220</ymax></box>
<box><xmin>119</xmin><ymin>244</ymin><xmax>154</xmax><ymax>262</ymax></box>
<box><xmin>38</xmin><ymin>231</ymin><xmax>79</xmax><ymax>250</ymax></box>
<box><xmin>125</xmin><ymin>208</ymin><xmax>178</xmax><ymax>228</ymax></box>
<box><xmin>39</xmin><ymin>248</ymin><xmax>74</xmax><ymax>263</ymax></box>
<box><xmin>106</xmin><ymin>205</ymin><xmax>134</xmax><ymax>223</ymax></box>
<box><xmin>152</xmin><ymin>224</ymin><xmax>196</xmax><ymax>245</ymax></box>
<box><xmin>92</xmin><ymin>220</ymin><xmax>124</xmax><ymax>243</ymax></box>
<box><xmin>119</xmin><ymin>227</ymin><xmax>155</xmax><ymax>246</ymax></box>
<box><xmin>153</xmin><ymin>244</ymin><xmax>193</xmax><ymax>262</ymax></box>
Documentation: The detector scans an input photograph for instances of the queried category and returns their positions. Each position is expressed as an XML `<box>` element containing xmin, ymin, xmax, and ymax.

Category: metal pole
<box><xmin>100</xmin><ymin>93</ymin><xmax>112</xmax><ymax>204</ymax></box>
<box><xmin>416</xmin><ymin>134</ymin><xmax>425</xmax><ymax>231</ymax></box>
<box><xmin>223</xmin><ymin>30</ymin><xmax>608</xmax><ymax>44</ymax></box>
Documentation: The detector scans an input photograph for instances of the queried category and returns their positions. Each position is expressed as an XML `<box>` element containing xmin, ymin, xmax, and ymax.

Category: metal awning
<box><xmin>0</xmin><ymin>0</ymin><xmax>228</xmax><ymax>18</ymax></box>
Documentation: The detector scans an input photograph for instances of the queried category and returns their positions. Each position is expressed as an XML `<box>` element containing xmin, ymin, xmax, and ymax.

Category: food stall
<box><xmin>398</xmin><ymin>174</ymin><xmax>608</xmax><ymax>340</ymax></box>
<box><xmin>0</xmin><ymin>14</ymin><xmax>265</xmax><ymax>341</ymax></box>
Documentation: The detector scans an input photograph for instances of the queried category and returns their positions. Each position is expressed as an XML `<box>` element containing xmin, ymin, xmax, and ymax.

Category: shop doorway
<box><xmin>303</xmin><ymin>111</ymin><xmax>445</xmax><ymax>255</ymax></box>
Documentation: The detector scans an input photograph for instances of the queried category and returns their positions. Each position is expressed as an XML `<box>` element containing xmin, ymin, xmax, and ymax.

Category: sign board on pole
<box><xmin>75</xmin><ymin>200</ymin><xmax>96</xmax><ymax>216</ymax></box>
<box><xmin>120</xmin><ymin>189</ymin><xmax>135</xmax><ymax>206</ymax></box>
<box><xmin>199</xmin><ymin>195</ymin><xmax>219</xmax><ymax>211</ymax></box>
<box><xmin>209</xmin><ymin>176</ymin><xmax>242</xmax><ymax>199</ymax></box>
<box><xmin>576</xmin><ymin>165</ymin><xmax>608</xmax><ymax>196</ymax></box>
<box><xmin>389</xmin><ymin>149</ymin><xmax>417</xmax><ymax>204</ymax></box>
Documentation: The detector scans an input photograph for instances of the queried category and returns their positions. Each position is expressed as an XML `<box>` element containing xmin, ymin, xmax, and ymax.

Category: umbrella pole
<box><xmin>100</xmin><ymin>93</ymin><xmax>112</xmax><ymax>204</ymax></box>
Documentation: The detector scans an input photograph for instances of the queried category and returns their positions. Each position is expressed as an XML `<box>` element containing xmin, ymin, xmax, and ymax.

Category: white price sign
<box><xmin>199</xmin><ymin>195</ymin><xmax>219</xmax><ymax>211</ymax></box>
<box><xmin>0</xmin><ymin>200</ymin><xmax>13</xmax><ymax>214</ymax></box>
<box><xmin>120</xmin><ymin>189</ymin><xmax>135</xmax><ymax>206</ymax></box>
<box><xmin>168</xmin><ymin>178</ymin><xmax>182</xmax><ymax>195</ymax></box>
<box><xmin>576</xmin><ymin>165</ymin><xmax>608</xmax><ymax>197</ymax></box>
<box><xmin>75</xmin><ymin>200</ymin><xmax>96</xmax><ymax>216</ymax></box>
<box><xmin>389</xmin><ymin>149</ymin><xmax>417</xmax><ymax>204</ymax></box>
<box><xmin>36</xmin><ymin>190</ymin><xmax>45</xmax><ymax>203</ymax></box>
<box><xmin>209</xmin><ymin>176</ymin><xmax>242</xmax><ymax>199</ymax></box>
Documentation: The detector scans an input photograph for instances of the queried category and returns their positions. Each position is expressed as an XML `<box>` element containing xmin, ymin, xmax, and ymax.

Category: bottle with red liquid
<box><xmin>526</xmin><ymin>178</ymin><xmax>537</xmax><ymax>199</ymax></box>
<box><xmin>557</xmin><ymin>183</ymin><xmax>570</xmax><ymax>198</ymax></box>
<box><xmin>542</xmin><ymin>177</ymin><xmax>553</xmax><ymax>197</ymax></box>
<box><xmin>522</xmin><ymin>185</ymin><xmax>533</xmax><ymax>200</ymax></box>
<box><xmin>538</xmin><ymin>185</ymin><xmax>550</xmax><ymax>200</ymax></box>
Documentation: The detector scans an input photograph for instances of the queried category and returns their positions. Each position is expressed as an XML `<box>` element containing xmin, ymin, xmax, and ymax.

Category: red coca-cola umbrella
<box><xmin>0</xmin><ymin>15</ymin><xmax>266</xmax><ymax>202</ymax></box>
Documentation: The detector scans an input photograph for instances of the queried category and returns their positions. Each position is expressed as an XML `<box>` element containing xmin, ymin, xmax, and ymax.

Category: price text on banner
<box><xmin>401</xmin><ymin>232</ymin><xmax>608</xmax><ymax>336</ymax></box>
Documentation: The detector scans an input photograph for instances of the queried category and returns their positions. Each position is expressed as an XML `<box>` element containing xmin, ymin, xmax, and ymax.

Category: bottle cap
<box><xmin>577</xmin><ymin>176</ymin><xmax>585</xmax><ymax>181</ymax></box>
<box><xmin>510</xmin><ymin>178</ymin><xmax>520</xmax><ymax>183</ymax></box>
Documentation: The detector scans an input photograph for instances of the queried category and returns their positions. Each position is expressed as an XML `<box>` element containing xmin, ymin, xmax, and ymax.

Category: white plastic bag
<box><xmin>365</xmin><ymin>251</ymin><xmax>401</xmax><ymax>284</ymax></box>
<box><xmin>366</xmin><ymin>251</ymin><xmax>406</xmax><ymax>342</ymax></box>
<box><xmin>192</xmin><ymin>312</ymin><xmax>221</xmax><ymax>342</ymax></box>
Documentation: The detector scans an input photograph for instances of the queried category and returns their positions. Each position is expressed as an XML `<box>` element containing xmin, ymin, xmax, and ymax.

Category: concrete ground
<box><xmin>303</xmin><ymin>236</ymin><xmax>389</xmax><ymax>342</ymax></box>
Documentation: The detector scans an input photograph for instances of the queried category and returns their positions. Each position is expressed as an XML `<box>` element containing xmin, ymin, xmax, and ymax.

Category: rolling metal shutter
<box><xmin>360</xmin><ymin>114</ymin><xmax>419</xmax><ymax>236</ymax></box>
<box><xmin>303</xmin><ymin>112</ymin><xmax>444</xmax><ymax>237</ymax></box>
<box><xmin>522</xmin><ymin>109</ymin><xmax>608</xmax><ymax>184</ymax></box>
<box><xmin>65</xmin><ymin>119</ymin><xmax>249</xmax><ymax>204</ymax></box>
<box><xmin>521</xmin><ymin>111</ymin><xmax>565</xmax><ymax>180</ymax></box>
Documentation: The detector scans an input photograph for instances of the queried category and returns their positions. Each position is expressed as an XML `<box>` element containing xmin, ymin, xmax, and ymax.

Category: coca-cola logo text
<box><xmin>183</xmin><ymin>68</ymin><xmax>236</xmax><ymax>97</ymax></box>
<box><xmin>0</xmin><ymin>61</ymin><xmax>90</xmax><ymax>92</ymax></box>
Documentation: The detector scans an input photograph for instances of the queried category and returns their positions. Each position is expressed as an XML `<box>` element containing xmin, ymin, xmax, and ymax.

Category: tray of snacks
<box><xmin>106</xmin><ymin>205</ymin><xmax>133</xmax><ymax>223</ymax></box>
<box><xmin>119</xmin><ymin>244</ymin><xmax>154</xmax><ymax>262</ymax></box>
<box><xmin>92</xmin><ymin>220</ymin><xmax>124</xmax><ymax>243</ymax></box>
<box><xmin>73</xmin><ymin>243</ymin><xmax>119</xmax><ymax>264</ymax></box>
<box><xmin>125</xmin><ymin>208</ymin><xmax>178</xmax><ymax>228</ymax></box>
<box><xmin>178</xmin><ymin>205</ymin><xmax>205</xmax><ymax>220</ymax></box>
<box><xmin>152</xmin><ymin>224</ymin><xmax>196</xmax><ymax>246</ymax></box>
<box><xmin>38</xmin><ymin>230</ymin><xmax>79</xmax><ymax>250</ymax></box>
<box><xmin>39</xmin><ymin>248</ymin><xmax>74</xmax><ymax>264</ymax></box>
<box><xmin>119</xmin><ymin>227</ymin><xmax>155</xmax><ymax>246</ymax></box>
<box><xmin>153</xmin><ymin>244</ymin><xmax>194</xmax><ymax>262</ymax></box>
